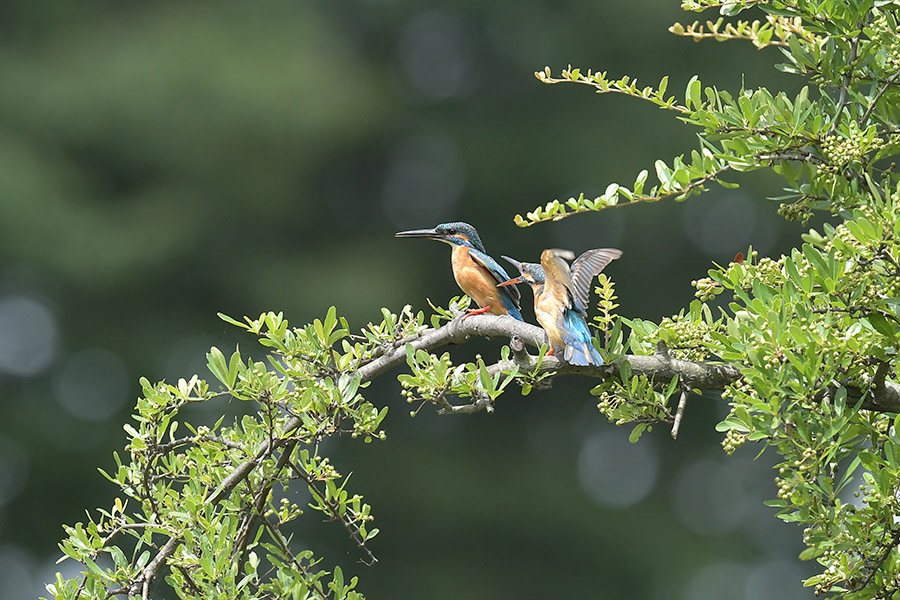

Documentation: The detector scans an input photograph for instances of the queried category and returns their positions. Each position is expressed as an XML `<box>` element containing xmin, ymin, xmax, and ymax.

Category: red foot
<box><xmin>462</xmin><ymin>305</ymin><xmax>492</xmax><ymax>320</ymax></box>
<box><xmin>546</xmin><ymin>347</ymin><xmax>555</xmax><ymax>356</ymax></box>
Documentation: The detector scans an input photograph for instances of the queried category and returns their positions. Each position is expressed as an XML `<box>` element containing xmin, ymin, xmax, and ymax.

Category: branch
<box><xmin>133</xmin><ymin>536</ymin><xmax>178</xmax><ymax>600</ymax></box>
<box><xmin>860</xmin><ymin>69</ymin><xmax>900</xmax><ymax>126</ymax></box>
<box><xmin>829</xmin><ymin>33</ymin><xmax>860</xmax><ymax>136</ymax></box>
<box><xmin>356</xmin><ymin>313</ymin><xmax>900</xmax><ymax>412</ymax></box>
<box><xmin>356</xmin><ymin>314</ymin><xmax>547</xmax><ymax>382</ymax></box>
<box><xmin>131</xmin><ymin>312</ymin><xmax>900</xmax><ymax>593</ymax></box>
<box><xmin>671</xmin><ymin>388</ymin><xmax>689</xmax><ymax>440</ymax></box>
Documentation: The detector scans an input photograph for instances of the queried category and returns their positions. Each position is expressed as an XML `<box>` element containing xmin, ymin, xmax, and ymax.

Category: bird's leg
<box><xmin>462</xmin><ymin>305</ymin><xmax>492</xmax><ymax>320</ymax></box>
<box><xmin>545</xmin><ymin>347</ymin><xmax>555</xmax><ymax>356</ymax></box>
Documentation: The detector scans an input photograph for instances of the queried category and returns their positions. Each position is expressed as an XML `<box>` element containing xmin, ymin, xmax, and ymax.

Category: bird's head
<box><xmin>394</xmin><ymin>222</ymin><xmax>486</xmax><ymax>252</ymax></box>
<box><xmin>498</xmin><ymin>256</ymin><xmax>545</xmax><ymax>289</ymax></box>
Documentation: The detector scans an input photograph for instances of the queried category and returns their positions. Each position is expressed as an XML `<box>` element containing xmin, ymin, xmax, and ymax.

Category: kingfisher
<box><xmin>498</xmin><ymin>248</ymin><xmax>622</xmax><ymax>366</ymax></box>
<box><xmin>395</xmin><ymin>222</ymin><xmax>524</xmax><ymax>321</ymax></box>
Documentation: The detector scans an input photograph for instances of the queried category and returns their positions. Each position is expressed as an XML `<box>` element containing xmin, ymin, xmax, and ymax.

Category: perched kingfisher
<box><xmin>499</xmin><ymin>248</ymin><xmax>622</xmax><ymax>366</ymax></box>
<box><xmin>395</xmin><ymin>222</ymin><xmax>524</xmax><ymax>321</ymax></box>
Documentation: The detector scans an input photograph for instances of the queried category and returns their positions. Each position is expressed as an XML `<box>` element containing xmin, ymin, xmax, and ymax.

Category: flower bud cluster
<box><xmin>724</xmin><ymin>377</ymin><xmax>760</xmax><ymax>403</ymax></box>
<box><xmin>778</xmin><ymin>201</ymin><xmax>814</xmax><ymax>224</ymax></box>
<box><xmin>658</xmin><ymin>314</ymin><xmax>712</xmax><ymax>361</ymax></box>
<box><xmin>888</xmin><ymin>42</ymin><xmax>900</xmax><ymax>72</ymax></box>
<box><xmin>399</xmin><ymin>353</ymin><xmax>454</xmax><ymax>403</ymax></box>
<box><xmin>692</xmin><ymin>276</ymin><xmax>721</xmax><ymax>301</ymax></box>
<box><xmin>721</xmin><ymin>429</ymin><xmax>747</xmax><ymax>455</ymax></box>
<box><xmin>776</xmin><ymin>476</ymin><xmax>795</xmax><ymax>500</ymax></box>
<box><xmin>811</xmin><ymin>548</ymin><xmax>849</xmax><ymax>596</ymax></box>
<box><xmin>595</xmin><ymin>390</ymin><xmax>624</xmax><ymax>421</ymax></box>
<box><xmin>873</xmin><ymin>13</ymin><xmax>900</xmax><ymax>70</ymax></box>
<box><xmin>822</xmin><ymin>125</ymin><xmax>884</xmax><ymax>167</ymax></box>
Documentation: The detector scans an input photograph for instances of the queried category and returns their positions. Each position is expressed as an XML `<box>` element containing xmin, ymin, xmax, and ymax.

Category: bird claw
<box><xmin>462</xmin><ymin>305</ymin><xmax>492</xmax><ymax>320</ymax></box>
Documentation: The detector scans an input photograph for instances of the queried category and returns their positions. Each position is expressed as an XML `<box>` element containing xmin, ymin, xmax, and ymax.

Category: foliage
<box><xmin>44</xmin><ymin>0</ymin><xmax>900</xmax><ymax>599</ymax></box>
<box><xmin>518</xmin><ymin>2</ymin><xmax>900</xmax><ymax>228</ymax></box>
<box><xmin>542</xmin><ymin>0</ymin><xmax>900</xmax><ymax>597</ymax></box>
<box><xmin>46</xmin><ymin>309</ymin><xmax>398</xmax><ymax>599</ymax></box>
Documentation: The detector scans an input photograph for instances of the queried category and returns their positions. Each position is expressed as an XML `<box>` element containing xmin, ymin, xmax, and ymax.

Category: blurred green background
<box><xmin>0</xmin><ymin>1</ymin><xmax>818</xmax><ymax>598</ymax></box>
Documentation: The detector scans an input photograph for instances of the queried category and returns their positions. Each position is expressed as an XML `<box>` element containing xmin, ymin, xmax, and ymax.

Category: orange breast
<box><xmin>451</xmin><ymin>245</ymin><xmax>507</xmax><ymax>315</ymax></box>
<box><xmin>534</xmin><ymin>289</ymin><xmax>565</xmax><ymax>351</ymax></box>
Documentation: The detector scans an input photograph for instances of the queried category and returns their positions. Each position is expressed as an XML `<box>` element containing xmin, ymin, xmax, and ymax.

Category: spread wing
<box><xmin>570</xmin><ymin>248</ymin><xmax>622</xmax><ymax>314</ymax></box>
<box><xmin>469</xmin><ymin>247</ymin><xmax>521</xmax><ymax>308</ymax></box>
<box><xmin>540</xmin><ymin>249</ymin><xmax>576</xmax><ymax>297</ymax></box>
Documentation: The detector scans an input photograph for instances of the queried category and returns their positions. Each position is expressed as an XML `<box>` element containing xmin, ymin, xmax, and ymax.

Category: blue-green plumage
<box><xmin>395</xmin><ymin>222</ymin><xmax>523</xmax><ymax>321</ymax></box>
<box><xmin>500</xmin><ymin>248</ymin><xmax>621</xmax><ymax>366</ymax></box>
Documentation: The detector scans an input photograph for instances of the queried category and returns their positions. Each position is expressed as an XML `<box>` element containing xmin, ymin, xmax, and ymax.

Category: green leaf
<box><xmin>207</xmin><ymin>347</ymin><xmax>229</xmax><ymax>386</ymax></box>
<box><xmin>629</xmin><ymin>423</ymin><xmax>647</xmax><ymax>443</ymax></box>
<box><xmin>619</xmin><ymin>359</ymin><xmax>632</xmax><ymax>384</ymax></box>
<box><xmin>218</xmin><ymin>312</ymin><xmax>250</xmax><ymax>330</ymax></box>
<box><xmin>867</xmin><ymin>313</ymin><xmax>896</xmax><ymax>339</ymax></box>
<box><xmin>686</xmin><ymin>75</ymin><xmax>701</xmax><ymax>109</ymax></box>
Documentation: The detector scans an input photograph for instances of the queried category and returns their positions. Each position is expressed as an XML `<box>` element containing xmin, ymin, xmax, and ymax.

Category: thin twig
<box><xmin>671</xmin><ymin>388</ymin><xmax>689</xmax><ymax>440</ymax></box>
<box><xmin>259</xmin><ymin>512</ymin><xmax>331</xmax><ymax>598</ymax></box>
<box><xmin>288</xmin><ymin>461</ymin><xmax>378</xmax><ymax>566</ymax></box>
<box><xmin>829</xmin><ymin>33</ymin><xmax>860</xmax><ymax>135</ymax></box>
<box><xmin>860</xmin><ymin>69</ymin><xmax>900</xmax><ymax>126</ymax></box>
<box><xmin>121</xmin><ymin>312</ymin><xmax>900</xmax><ymax>594</ymax></box>
<box><xmin>138</xmin><ymin>536</ymin><xmax>179</xmax><ymax>600</ymax></box>
<box><xmin>757</xmin><ymin>150</ymin><xmax>826</xmax><ymax>165</ymax></box>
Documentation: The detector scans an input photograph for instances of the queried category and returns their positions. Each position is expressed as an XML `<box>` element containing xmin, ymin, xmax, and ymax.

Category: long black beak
<box><xmin>394</xmin><ymin>228</ymin><xmax>444</xmax><ymax>240</ymax></box>
<box><xmin>501</xmin><ymin>255</ymin><xmax>523</xmax><ymax>272</ymax></box>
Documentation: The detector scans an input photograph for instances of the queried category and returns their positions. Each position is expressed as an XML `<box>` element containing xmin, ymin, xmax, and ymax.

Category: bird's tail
<box><xmin>564</xmin><ymin>341</ymin><xmax>604</xmax><ymax>366</ymax></box>
<box><xmin>506</xmin><ymin>304</ymin><xmax>524</xmax><ymax>321</ymax></box>
<box><xmin>497</xmin><ymin>295</ymin><xmax>524</xmax><ymax>321</ymax></box>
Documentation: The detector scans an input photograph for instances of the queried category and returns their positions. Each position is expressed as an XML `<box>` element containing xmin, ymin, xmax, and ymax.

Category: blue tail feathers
<box><xmin>500</xmin><ymin>296</ymin><xmax>524</xmax><ymax>321</ymax></box>
<box><xmin>561</xmin><ymin>310</ymin><xmax>603</xmax><ymax>365</ymax></box>
<box><xmin>563</xmin><ymin>341</ymin><xmax>604</xmax><ymax>366</ymax></box>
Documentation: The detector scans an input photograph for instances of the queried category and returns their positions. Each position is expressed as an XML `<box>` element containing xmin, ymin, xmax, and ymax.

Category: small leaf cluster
<box><xmin>627</xmin><ymin>301</ymin><xmax>719</xmax><ymax>362</ymax></box>
<box><xmin>48</xmin><ymin>307</ymin><xmax>439</xmax><ymax>600</ymax></box>
<box><xmin>399</xmin><ymin>345</ymin><xmax>518</xmax><ymax>414</ymax></box>
<box><xmin>586</xmin><ymin>303</ymin><xmax>712</xmax><ymax>439</ymax></box>
<box><xmin>670</xmin><ymin>14</ymin><xmax>814</xmax><ymax>48</ymax></box>
<box><xmin>591</xmin><ymin>362</ymin><xmax>680</xmax><ymax>443</ymax></box>
<box><xmin>592</xmin><ymin>273</ymin><xmax>620</xmax><ymax>335</ymax></box>
<box><xmin>529</xmin><ymin>1</ymin><xmax>900</xmax><ymax>595</ymax></box>
<box><xmin>519</xmin><ymin>1</ymin><xmax>900</xmax><ymax>227</ymax></box>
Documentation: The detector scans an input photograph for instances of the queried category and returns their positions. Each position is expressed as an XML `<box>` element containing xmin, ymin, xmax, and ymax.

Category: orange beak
<box><xmin>497</xmin><ymin>276</ymin><xmax>524</xmax><ymax>288</ymax></box>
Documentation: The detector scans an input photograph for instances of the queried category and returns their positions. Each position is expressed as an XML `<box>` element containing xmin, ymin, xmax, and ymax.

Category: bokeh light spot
<box><xmin>0</xmin><ymin>436</ymin><xmax>29</xmax><ymax>508</ymax></box>
<box><xmin>398</xmin><ymin>10</ymin><xmax>473</xmax><ymax>100</ymax></box>
<box><xmin>0</xmin><ymin>296</ymin><xmax>59</xmax><ymax>377</ymax></box>
<box><xmin>382</xmin><ymin>134</ymin><xmax>464</xmax><ymax>227</ymax></box>
<box><xmin>0</xmin><ymin>545</ymin><xmax>36</xmax><ymax>600</ymax></box>
<box><xmin>53</xmin><ymin>348</ymin><xmax>129</xmax><ymax>421</ymax></box>
<box><xmin>683</xmin><ymin>191</ymin><xmax>757</xmax><ymax>257</ymax></box>
<box><xmin>682</xmin><ymin>560</ymin><xmax>749</xmax><ymax>600</ymax></box>
<box><xmin>577</xmin><ymin>429</ymin><xmax>658</xmax><ymax>508</ymax></box>
<box><xmin>673</xmin><ymin>457</ymin><xmax>755</xmax><ymax>535</ymax></box>
<box><xmin>744</xmin><ymin>559</ymin><xmax>810</xmax><ymax>600</ymax></box>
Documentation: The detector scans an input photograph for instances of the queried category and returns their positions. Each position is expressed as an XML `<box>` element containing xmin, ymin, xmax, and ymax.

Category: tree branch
<box><xmin>132</xmin><ymin>312</ymin><xmax>900</xmax><ymax>594</ymax></box>
<box><xmin>860</xmin><ymin>69</ymin><xmax>900</xmax><ymax>126</ymax></box>
<box><xmin>829</xmin><ymin>33</ymin><xmax>860</xmax><ymax>136</ymax></box>
<box><xmin>356</xmin><ymin>313</ymin><xmax>900</xmax><ymax>413</ymax></box>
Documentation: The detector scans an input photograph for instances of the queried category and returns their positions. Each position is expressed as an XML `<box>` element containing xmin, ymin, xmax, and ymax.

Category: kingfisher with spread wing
<box><xmin>499</xmin><ymin>248</ymin><xmax>622</xmax><ymax>365</ymax></box>
<box><xmin>395</xmin><ymin>222</ymin><xmax>524</xmax><ymax>321</ymax></box>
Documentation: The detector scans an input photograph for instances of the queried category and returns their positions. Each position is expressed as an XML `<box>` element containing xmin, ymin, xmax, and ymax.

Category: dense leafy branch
<box><xmin>44</xmin><ymin>1</ymin><xmax>900</xmax><ymax>599</ymax></box>
<box><xmin>519</xmin><ymin>1</ymin><xmax>900</xmax><ymax>597</ymax></box>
